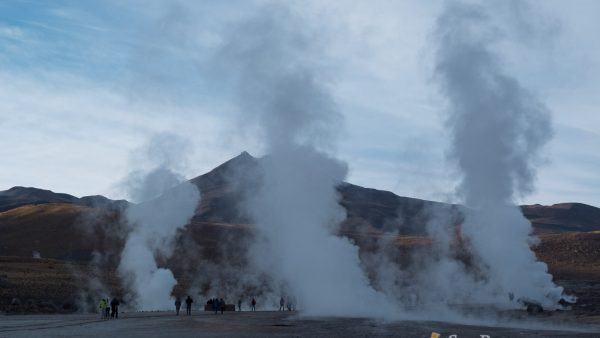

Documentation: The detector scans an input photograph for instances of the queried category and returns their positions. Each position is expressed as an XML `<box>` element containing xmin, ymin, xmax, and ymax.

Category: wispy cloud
<box><xmin>0</xmin><ymin>0</ymin><xmax>598</xmax><ymax>207</ymax></box>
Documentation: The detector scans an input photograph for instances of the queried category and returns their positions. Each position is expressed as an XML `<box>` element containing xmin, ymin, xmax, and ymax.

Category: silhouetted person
<box><xmin>110</xmin><ymin>298</ymin><xmax>120</xmax><ymax>319</ymax></box>
<box><xmin>212</xmin><ymin>298</ymin><xmax>218</xmax><ymax>314</ymax></box>
<box><xmin>104</xmin><ymin>298</ymin><xmax>110</xmax><ymax>319</ymax></box>
<box><xmin>237</xmin><ymin>299</ymin><xmax>242</xmax><ymax>312</ymax></box>
<box><xmin>251</xmin><ymin>298</ymin><xmax>256</xmax><ymax>311</ymax></box>
<box><xmin>185</xmin><ymin>296</ymin><xmax>193</xmax><ymax>315</ymax></box>
<box><xmin>175</xmin><ymin>297</ymin><xmax>182</xmax><ymax>315</ymax></box>
<box><xmin>279</xmin><ymin>297</ymin><xmax>285</xmax><ymax>311</ymax></box>
<box><xmin>219</xmin><ymin>298</ymin><xmax>225</xmax><ymax>314</ymax></box>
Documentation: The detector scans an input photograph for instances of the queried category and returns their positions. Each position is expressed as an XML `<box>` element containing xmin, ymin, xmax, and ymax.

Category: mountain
<box><xmin>1</xmin><ymin>152</ymin><xmax>599</xmax><ymax>235</ymax></box>
<box><xmin>521</xmin><ymin>203</ymin><xmax>600</xmax><ymax>233</ymax></box>
<box><xmin>1</xmin><ymin>152</ymin><xmax>600</xmax><ymax>315</ymax></box>
<box><xmin>188</xmin><ymin>152</ymin><xmax>600</xmax><ymax>235</ymax></box>
<box><xmin>0</xmin><ymin>186</ymin><xmax>128</xmax><ymax>213</ymax></box>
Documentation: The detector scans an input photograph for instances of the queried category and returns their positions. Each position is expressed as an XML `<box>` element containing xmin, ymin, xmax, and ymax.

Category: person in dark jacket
<box><xmin>211</xmin><ymin>298</ymin><xmax>218</xmax><ymax>314</ymax></box>
<box><xmin>110</xmin><ymin>298</ymin><xmax>120</xmax><ymax>319</ymax></box>
<box><xmin>219</xmin><ymin>298</ymin><xmax>225</xmax><ymax>314</ymax></box>
<box><xmin>175</xmin><ymin>297</ymin><xmax>182</xmax><ymax>315</ymax></box>
<box><xmin>251</xmin><ymin>298</ymin><xmax>256</xmax><ymax>311</ymax></box>
<box><xmin>185</xmin><ymin>296</ymin><xmax>193</xmax><ymax>315</ymax></box>
<box><xmin>237</xmin><ymin>299</ymin><xmax>242</xmax><ymax>312</ymax></box>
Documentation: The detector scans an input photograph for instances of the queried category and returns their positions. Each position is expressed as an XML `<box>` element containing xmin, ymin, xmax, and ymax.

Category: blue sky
<box><xmin>1</xmin><ymin>0</ymin><xmax>599</xmax><ymax>207</ymax></box>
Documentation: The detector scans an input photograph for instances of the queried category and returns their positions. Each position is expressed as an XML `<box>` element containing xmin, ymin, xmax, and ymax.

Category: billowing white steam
<box><xmin>433</xmin><ymin>2</ymin><xmax>567</xmax><ymax>308</ymax></box>
<box><xmin>218</xmin><ymin>5</ymin><xmax>394</xmax><ymax>316</ymax></box>
<box><xmin>118</xmin><ymin>133</ymin><xmax>200</xmax><ymax>310</ymax></box>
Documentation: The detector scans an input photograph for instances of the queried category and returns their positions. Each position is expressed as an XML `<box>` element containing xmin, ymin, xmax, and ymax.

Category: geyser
<box><xmin>432</xmin><ymin>1</ymin><xmax>568</xmax><ymax>309</ymax></box>
<box><xmin>217</xmin><ymin>5</ymin><xmax>395</xmax><ymax>317</ymax></box>
<box><xmin>118</xmin><ymin>133</ymin><xmax>200</xmax><ymax>310</ymax></box>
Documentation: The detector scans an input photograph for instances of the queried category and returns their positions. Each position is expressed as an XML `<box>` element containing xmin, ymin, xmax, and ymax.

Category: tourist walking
<box><xmin>175</xmin><ymin>297</ymin><xmax>182</xmax><ymax>315</ymax></box>
<box><xmin>185</xmin><ymin>296</ymin><xmax>193</xmax><ymax>315</ymax></box>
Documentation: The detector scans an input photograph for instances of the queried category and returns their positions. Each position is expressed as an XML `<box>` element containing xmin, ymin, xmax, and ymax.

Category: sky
<box><xmin>0</xmin><ymin>0</ymin><xmax>599</xmax><ymax>207</ymax></box>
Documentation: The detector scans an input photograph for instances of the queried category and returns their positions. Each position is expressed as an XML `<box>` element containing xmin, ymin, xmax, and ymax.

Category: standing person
<box><xmin>98</xmin><ymin>299</ymin><xmax>107</xmax><ymax>319</ymax></box>
<box><xmin>279</xmin><ymin>297</ymin><xmax>285</xmax><ymax>311</ymax></box>
<box><xmin>185</xmin><ymin>296</ymin><xmax>193</xmax><ymax>315</ymax></box>
<box><xmin>219</xmin><ymin>298</ymin><xmax>225</xmax><ymax>314</ymax></box>
<box><xmin>237</xmin><ymin>299</ymin><xmax>242</xmax><ymax>312</ymax></box>
<box><xmin>251</xmin><ymin>298</ymin><xmax>256</xmax><ymax>311</ymax></box>
<box><xmin>212</xmin><ymin>298</ymin><xmax>218</xmax><ymax>314</ymax></box>
<box><xmin>104</xmin><ymin>299</ymin><xmax>110</xmax><ymax>319</ymax></box>
<box><xmin>110</xmin><ymin>298</ymin><xmax>120</xmax><ymax>319</ymax></box>
<box><xmin>175</xmin><ymin>297</ymin><xmax>182</xmax><ymax>316</ymax></box>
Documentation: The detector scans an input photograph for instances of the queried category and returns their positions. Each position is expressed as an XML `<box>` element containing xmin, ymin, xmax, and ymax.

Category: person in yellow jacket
<box><xmin>99</xmin><ymin>299</ymin><xmax>108</xmax><ymax>319</ymax></box>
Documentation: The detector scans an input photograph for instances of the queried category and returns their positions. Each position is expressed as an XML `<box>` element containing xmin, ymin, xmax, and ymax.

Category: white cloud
<box><xmin>0</xmin><ymin>0</ymin><xmax>599</xmax><ymax>207</ymax></box>
<box><xmin>0</xmin><ymin>70</ymin><xmax>255</xmax><ymax>199</ymax></box>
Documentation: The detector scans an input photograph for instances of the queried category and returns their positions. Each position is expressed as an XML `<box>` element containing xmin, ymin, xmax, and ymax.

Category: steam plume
<box><xmin>433</xmin><ymin>1</ymin><xmax>566</xmax><ymax>308</ymax></box>
<box><xmin>118</xmin><ymin>133</ymin><xmax>200</xmax><ymax>310</ymax></box>
<box><xmin>218</xmin><ymin>5</ymin><xmax>393</xmax><ymax>316</ymax></box>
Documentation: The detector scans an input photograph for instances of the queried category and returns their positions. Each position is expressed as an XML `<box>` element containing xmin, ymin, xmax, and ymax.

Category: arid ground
<box><xmin>1</xmin><ymin>311</ymin><xmax>599</xmax><ymax>338</ymax></box>
<box><xmin>2</xmin><ymin>154</ymin><xmax>600</xmax><ymax>334</ymax></box>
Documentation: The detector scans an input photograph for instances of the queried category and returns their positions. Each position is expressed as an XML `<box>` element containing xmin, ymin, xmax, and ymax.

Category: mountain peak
<box><xmin>190</xmin><ymin>151</ymin><xmax>258</xmax><ymax>188</ymax></box>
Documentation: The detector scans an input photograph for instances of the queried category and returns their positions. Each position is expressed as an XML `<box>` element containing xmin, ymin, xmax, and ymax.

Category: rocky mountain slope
<box><xmin>1</xmin><ymin>152</ymin><xmax>600</xmax><ymax>315</ymax></box>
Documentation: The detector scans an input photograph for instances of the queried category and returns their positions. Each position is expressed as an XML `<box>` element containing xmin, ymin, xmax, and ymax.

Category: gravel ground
<box><xmin>1</xmin><ymin>311</ymin><xmax>599</xmax><ymax>338</ymax></box>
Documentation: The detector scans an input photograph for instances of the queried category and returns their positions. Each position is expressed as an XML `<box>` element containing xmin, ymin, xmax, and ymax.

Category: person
<box><xmin>175</xmin><ymin>297</ymin><xmax>182</xmax><ymax>315</ymax></box>
<box><xmin>185</xmin><ymin>296</ymin><xmax>193</xmax><ymax>315</ymax></box>
<box><xmin>212</xmin><ymin>298</ymin><xmax>218</xmax><ymax>314</ymax></box>
<box><xmin>279</xmin><ymin>297</ymin><xmax>285</xmax><ymax>311</ymax></box>
<box><xmin>110</xmin><ymin>297</ymin><xmax>120</xmax><ymax>319</ymax></box>
<box><xmin>104</xmin><ymin>298</ymin><xmax>110</xmax><ymax>319</ymax></box>
<box><xmin>219</xmin><ymin>298</ymin><xmax>225</xmax><ymax>314</ymax></box>
<box><xmin>237</xmin><ymin>299</ymin><xmax>242</xmax><ymax>312</ymax></box>
<box><xmin>98</xmin><ymin>299</ymin><xmax>107</xmax><ymax>319</ymax></box>
<box><xmin>251</xmin><ymin>297</ymin><xmax>256</xmax><ymax>311</ymax></box>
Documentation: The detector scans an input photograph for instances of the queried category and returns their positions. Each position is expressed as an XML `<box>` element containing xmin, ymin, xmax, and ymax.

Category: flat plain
<box><xmin>1</xmin><ymin>311</ymin><xmax>599</xmax><ymax>338</ymax></box>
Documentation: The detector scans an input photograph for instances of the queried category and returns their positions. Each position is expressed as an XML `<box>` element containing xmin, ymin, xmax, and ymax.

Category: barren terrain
<box><xmin>1</xmin><ymin>311</ymin><xmax>599</xmax><ymax>338</ymax></box>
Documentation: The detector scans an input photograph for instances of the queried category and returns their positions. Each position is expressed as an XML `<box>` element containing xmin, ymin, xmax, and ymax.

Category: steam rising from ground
<box><xmin>102</xmin><ymin>0</ymin><xmax>570</xmax><ymax>321</ymax></box>
<box><xmin>118</xmin><ymin>133</ymin><xmax>200</xmax><ymax>310</ymax></box>
<box><xmin>430</xmin><ymin>1</ymin><xmax>568</xmax><ymax>309</ymax></box>
<box><xmin>218</xmin><ymin>5</ymin><xmax>394</xmax><ymax>317</ymax></box>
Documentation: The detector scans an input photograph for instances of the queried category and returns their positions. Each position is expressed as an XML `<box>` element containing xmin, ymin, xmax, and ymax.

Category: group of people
<box><xmin>99</xmin><ymin>294</ymin><xmax>293</xmax><ymax>317</ymax></box>
<box><xmin>278</xmin><ymin>296</ymin><xmax>295</xmax><ymax>311</ymax></box>
<box><xmin>207</xmin><ymin>298</ymin><xmax>226</xmax><ymax>314</ymax></box>
<box><xmin>237</xmin><ymin>297</ymin><xmax>257</xmax><ymax>311</ymax></box>
<box><xmin>98</xmin><ymin>297</ymin><xmax>120</xmax><ymax>319</ymax></box>
<box><xmin>174</xmin><ymin>296</ymin><xmax>194</xmax><ymax>315</ymax></box>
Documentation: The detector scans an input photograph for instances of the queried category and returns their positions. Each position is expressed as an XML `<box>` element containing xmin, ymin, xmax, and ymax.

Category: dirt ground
<box><xmin>1</xmin><ymin>311</ymin><xmax>599</xmax><ymax>338</ymax></box>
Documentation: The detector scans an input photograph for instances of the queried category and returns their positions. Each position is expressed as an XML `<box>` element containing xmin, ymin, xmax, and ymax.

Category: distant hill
<box><xmin>0</xmin><ymin>186</ymin><xmax>128</xmax><ymax>212</ymax></box>
<box><xmin>2</xmin><ymin>152</ymin><xmax>599</xmax><ymax>238</ymax></box>
<box><xmin>521</xmin><ymin>203</ymin><xmax>600</xmax><ymax>234</ymax></box>
<box><xmin>188</xmin><ymin>151</ymin><xmax>600</xmax><ymax>235</ymax></box>
<box><xmin>2</xmin><ymin>152</ymin><xmax>600</xmax><ymax>315</ymax></box>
